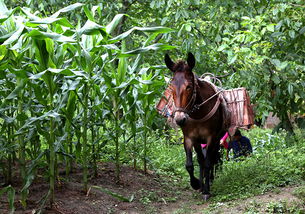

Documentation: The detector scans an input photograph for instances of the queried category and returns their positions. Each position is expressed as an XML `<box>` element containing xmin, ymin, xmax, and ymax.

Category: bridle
<box><xmin>171</xmin><ymin>75</ymin><xmax>198</xmax><ymax>116</ymax></box>
<box><xmin>171</xmin><ymin>72</ymin><xmax>223</xmax><ymax>122</ymax></box>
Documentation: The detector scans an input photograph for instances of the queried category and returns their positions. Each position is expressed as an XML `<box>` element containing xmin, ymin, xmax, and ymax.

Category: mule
<box><xmin>165</xmin><ymin>53</ymin><xmax>227</xmax><ymax>200</ymax></box>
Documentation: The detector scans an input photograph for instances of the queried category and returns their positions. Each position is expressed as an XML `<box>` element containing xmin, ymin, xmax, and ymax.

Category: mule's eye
<box><xmin>186</xmin><ymin>85</ymin><xmax>192</xmax><ymax>91</ymax></box>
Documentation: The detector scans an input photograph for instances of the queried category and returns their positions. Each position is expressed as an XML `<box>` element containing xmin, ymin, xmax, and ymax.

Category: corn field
<box><xmin>0</xmin><ymin>2</ymin><xmax>175</xmax><ymax>211</ymax></box>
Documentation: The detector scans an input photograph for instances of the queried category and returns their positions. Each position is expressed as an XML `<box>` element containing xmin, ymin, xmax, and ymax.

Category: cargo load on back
<box><xmin>156</xmin><ymin>79</ymin><xmax>254</xmax><ymax>136</ymax></box>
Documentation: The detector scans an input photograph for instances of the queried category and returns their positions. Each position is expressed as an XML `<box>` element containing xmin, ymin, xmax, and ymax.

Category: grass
<box><xmin>147</xmin><ymin>127</ymin><xmax>305</xmax><ymax>203</ymax></box>
<box><xmin>100</xmin><ymin>127</ymin><xmax>305</xmax><ymax>210</ymax></box>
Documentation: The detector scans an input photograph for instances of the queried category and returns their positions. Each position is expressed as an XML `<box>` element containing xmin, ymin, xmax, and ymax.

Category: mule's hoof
<box><xmin>203</xmin><ymin>194</ymin><xmax>211</xmax><ymax>201</ymax></box>
<box><xmin>191</xmin><ymin>183</ymin><xmax>200</xmax><ymax>190</ymax></box>
<box><xmin>190</xmin><ymin>179</ymin><xmax>201</xmax><ymax>190</ymax></box>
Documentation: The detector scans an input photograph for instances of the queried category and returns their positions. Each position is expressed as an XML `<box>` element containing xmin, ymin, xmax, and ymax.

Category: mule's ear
<box><xmin>187</xmin><ymin>52</ymin><xmax>195</xmax><ymax>70</ymax></box>
<box><xmin>165</xmin><ymin>53</ymin><xmax>174</xmax><ymax>71</ymax></box>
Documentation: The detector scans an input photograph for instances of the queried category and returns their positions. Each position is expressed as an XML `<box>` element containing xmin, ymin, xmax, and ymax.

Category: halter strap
<box><xmin>189</xmin><ymin>96</ymin><xmax>221</xmax><ymax>123</ymax></box>
<box><xmin>171</xmin><ymin>73</ymin><xmax>222</xmax><ymax>122</ymax></box>
<box><xmin>172</xmin><ymin>76</ymin><xmax>198</xmax><ymax>115</ymax></box>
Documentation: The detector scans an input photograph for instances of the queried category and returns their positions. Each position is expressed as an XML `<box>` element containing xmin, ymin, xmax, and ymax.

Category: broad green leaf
<box><xmin>20</xmin><ymin>7</ymin><xmax>40</xmax><ymax>21</ymax></box>
<box><xmin>29</xmin><ymin>69</ymin><xmax>87</xmax><ymax>79</ymax></box>
<box><xmin>271</xmin><ymin>75</ymin><xmax>281</xmax><ymax>84</ymax></box>
<box><xmin>288</xmin><ymin>84</ymin><xmax>293</xmax><ymax>96</ymax></box>
<box><xmin>77</xmin><ymin>20</ymin><xmax>107</xmax><ymax>36</ymax></box>
<box><xmin>29</xmin><ymin>71</ymin><xmax>47</xmax><ymax>80</ymax></box>
<box><xmin>278</xmin><ymin>61</ymin><xmax>288</xmax><ymax>70</ymax></box>
<box><xmin>20</xmin><ymin>174</ymin><xmax>35</xmax><ymax>193</ymax></box>
<box><xmin>228</xmin><ymin>54</ymin><xmax>237</xmax><ymax>65</ymax></box>
<box><xmin>271</xmin><ymin>32</ymin><xmax>282</xmax><ymax>37</ymax></box>
<box><xmin>139</xmin><ymin>80</ymin><xmax>153</xmax><ymax>85</ymax></box>
<box><xmin>0</xmin><ymin>45</ymin><xmax>6</xmax><ymax>60</ymax></box>
<box><xmin>115</xmin><ymin>81</ymin><xmax>130</xmax><ymax>89</ymax></box>
<box><xmin>217</xmin><ymin>44</ymin><xmax>228</xmax><ymax>52</ymax></box>
<box><xmin>0</xmin><ymin>0</ymin><xmax>9</xmax><ymax>14</ymax></box>
<box><xmin>270</xmin><ymin>59</ymin><xmax>288</xmax><ymax>70</ymax></box>
<box><xmin>266</xmin><ymin>24</ymin><xmax>274</xmax><ymax>32</ymax></box>
<box><xmin>65</xmin><ymin>91</ymin><xmax>77</xmax><ymax>121</ymax></box>
<box><xmin>0</xmin><ymin>7</ymin><xmax>19</xmax><ymax>24</ymax></box>
<box><xmin>51</xmin><ymin>3</ymin><xmax>84</xmax><ymax>18</ymax></box>
<box><xmin>288</xmin><ymin>30</ymin><xmax>295</xmax><ymax>39</ymax></box>
<box><xmin>102</xmin><ymin>44</ymin><xmax>119</xmax><ymax>50</ymax></box>
<box><xmin>110</xmin><ymin>26</ymin><xmax>174</xmax><ymax>42</ymax></box>
<box><xmin>118</xmin><ymin>43</ymin><xmax>176</xmax><ymax>57</ymax></box>
<box><xmin>0</xmin><ymin>30</ymin><xmax>14</xmax><ymax>43</ymax></box>
<box><xmin>106</xmin><ymin>14</ymin><xmax>125</xmax><ymax>34</ymax></box>
<box><xmin>9</xmin><ymin>67</ymin><xmax>29</xmax><ymax>79</ymax></box>
<box><xmin>185</xmin><ymin>24</ymin><xmax>192</xmax><ymax>32</ymax></box>
<box><xmin>3</xmin><ymin>25</ymin><xmax>25</xmax><ymax>45</ymax></box>
<box><xmin>30</xmin><ymin>17</ymin><xmax>73</xmax><ymax>28</ymax></box>
<box><xmin>270</xmin><ymin>59</ymin><xmax>281</xmax><ymax>68</ymax></box>
<box><xmin>16</xmin><ymin>110</ymin><xmax>61</xmax><ymax>134</ymax></box>
<box><xmin>6</xmin><ymin>79</ymin><xmax>26</xmax><ymax>100</ymax></box>
<box><xmin>83</xmin><ymin>5</ymin><xmax>94</xmax><ymax>21</ymax></box>
<box><xmin>29</xmin><ymin>17</ymin><xmax>60</xmax><ymax>24</ymax></box>
<box><xmin>27</xmin><ymin>30</ymin><xmax>76</xmax><ymax>43</ymax></box>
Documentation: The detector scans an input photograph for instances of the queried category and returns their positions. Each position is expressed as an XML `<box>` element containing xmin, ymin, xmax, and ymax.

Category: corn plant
<box><xmin>0</xmin><ymin>1</ymin><xmax>175</xmax><ymax>209</ymax></box>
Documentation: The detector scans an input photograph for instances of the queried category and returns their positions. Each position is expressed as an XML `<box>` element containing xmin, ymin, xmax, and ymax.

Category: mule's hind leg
<box><xmin>202</xmin><ymin>137</ymin><xmax>214</xmax><ymax>201</ymax></box>
<box><xmin>199</xmin><ymin>153</ymin><xmax>212</xmax><ymax>201</ymax></box>
<box><xmin>194</xmin><ymin>144</ymin><xmax>205</xmax><ymax>193</ymax></box>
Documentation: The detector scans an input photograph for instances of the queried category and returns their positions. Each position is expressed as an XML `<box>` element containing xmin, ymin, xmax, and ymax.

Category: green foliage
<box><xmin>102</xmin><ymin>127</ymin><xmax>304</xmax><ymax>204</ymax></box>
<box><xmin>210</xmin><ymin>128</ymin><xmax>305</xmax><ymax>201</ymax></box>
<box><xmin>132</xmin><ymin>128</ymin><xmax>304</xmax><ymax>202</ymax></box>
<box><xmin>1</xmin><ymin>0</ymin><xmax>305</xmax><ymax>211</ymax></box>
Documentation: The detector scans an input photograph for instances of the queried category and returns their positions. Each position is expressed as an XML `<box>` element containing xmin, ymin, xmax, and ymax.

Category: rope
<box><xmin>193</xmin><ymin>89</ymin><xmax>223</xmax><ymax>111</ymax></box>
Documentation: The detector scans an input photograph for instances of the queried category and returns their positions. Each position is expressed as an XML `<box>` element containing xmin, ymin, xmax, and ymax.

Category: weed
<box><xmin>293</xmin><ymin>186</ymin><xmax>305</xmax><ymax>202</ymax></box>
<box><xmin>138</xmin><ymin>189</ymin><xmax>158</xmax><ymax>205</ymax></box>
<box><xmin>266</xmin><ymin>201</ymin><xmax>287</xmax><ymax>213</ymax></box>
<box><xmin>244</xmin><ymin>200</ymin><xmax>261</xmax><ymax>213</ymax></box>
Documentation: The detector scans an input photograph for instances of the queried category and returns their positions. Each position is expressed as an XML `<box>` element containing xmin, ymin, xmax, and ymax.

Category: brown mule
<box><xmin>165</xmin><ymin>53</ymin><xmax>227</xmax><ymax>200</ymax></box>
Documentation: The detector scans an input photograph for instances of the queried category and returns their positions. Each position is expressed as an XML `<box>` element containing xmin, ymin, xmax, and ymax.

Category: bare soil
<box><xmin>1</xmin><ymin>163</ymin><xmax>304</xmax><ymax>214</ymax></box>
<box><xmin>0</xmin><ymin>162</ymin><xmax>190</xmax><ymax>214</ymax></box>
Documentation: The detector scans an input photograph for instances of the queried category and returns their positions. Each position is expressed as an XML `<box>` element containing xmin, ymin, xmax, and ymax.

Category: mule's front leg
<box><xmin>184</xmin><ymin>138</ymin><xmax>201</xmax><ymax>190</ymax></box>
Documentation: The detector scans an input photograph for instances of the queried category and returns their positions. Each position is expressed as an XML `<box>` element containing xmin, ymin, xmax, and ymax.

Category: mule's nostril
<box><xmin>176</xmin><ymin>117</ymin><xmax>186</xmax><ymax>126</ymax></box>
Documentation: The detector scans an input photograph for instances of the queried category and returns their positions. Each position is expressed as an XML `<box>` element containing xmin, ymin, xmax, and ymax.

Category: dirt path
<box><xmin>1</xmin><ymin>163</ymin><xmax>304</xmax><ymax>214</ymax></box>
<box><xmin>160</xmin><ymin>186</ymin><xmax>305</xmax><ymax>214</ymax></box>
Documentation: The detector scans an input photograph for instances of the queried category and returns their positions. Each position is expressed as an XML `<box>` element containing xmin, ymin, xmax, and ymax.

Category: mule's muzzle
<box><xmin>174</xmin><ymin>112</ymin><xmax>188</xmax><ymax>126</ymax></box>
<box><xmin>176</xmin><ymin>117</ymin><xmax>186</xmax><ymax>126</ymax></box>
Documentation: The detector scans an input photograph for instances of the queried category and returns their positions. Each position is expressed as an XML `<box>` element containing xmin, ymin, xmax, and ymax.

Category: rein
<box><xmin>172</xmin><ymin>73</ymin><xmax>223</xmax><ymax>122</ymax></box>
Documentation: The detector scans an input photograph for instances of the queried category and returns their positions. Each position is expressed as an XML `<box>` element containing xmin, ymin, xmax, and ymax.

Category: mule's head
<box><xmin>165</xmin><ymin>53</ymin><xmax>196</xmax><ymax>126</ymax></box>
